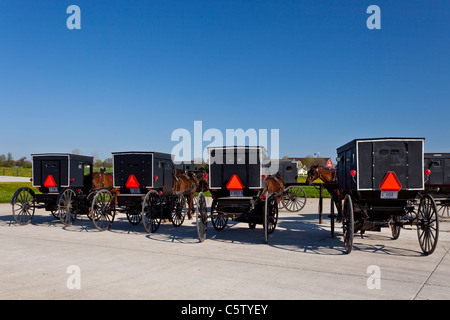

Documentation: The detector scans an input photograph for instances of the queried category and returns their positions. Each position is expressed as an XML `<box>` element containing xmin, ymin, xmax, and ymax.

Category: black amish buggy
<box><xmin>174</xmin><ymin>161</ymin><xmax>196</xmax><ymax>172</ymax></box>
<box><xmin>11</xmin><ymin>153</ymin><xmax>95</xmax><ymax>226</ymax></box>
<box><xmin>275</xmin><ymin>159</ymin><xmax>307</xmax><ymax>212</ymax></box>
<box><xmin>424</xmin><ymin>153</ymin><xmax>450</xmax><ymax>217</ymax></box>
<box><xmin>335</xmin><ymin>138</ymin><xmax>439</xmax><ymax>255</ymax></box>
<box><xmin>90</xmin><ymin>151</ymin><xmax>189</xmax><ymax>232</ymax></box>
<box><xmin>195</xmin><ymin>146</ymin><xmax>278</xmax><ymax>243</ymax></box>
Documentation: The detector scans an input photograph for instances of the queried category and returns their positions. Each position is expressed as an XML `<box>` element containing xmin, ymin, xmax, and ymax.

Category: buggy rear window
<box><xmin>127</xmin><ymin>163</ymin><xmax>139</xmax><ymax>167</ymax></box>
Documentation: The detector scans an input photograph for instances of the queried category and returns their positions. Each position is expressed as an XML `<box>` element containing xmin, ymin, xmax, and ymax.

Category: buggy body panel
<box><xmin>337</xmin><ymin>138</ymin><xmax>424</xmax><ymax>194</ymax></box>
<box><xmin>208</xmin><ymin>146</ymin><xmax>268</xmax><ymax>195</ymax></box>
<box><xmin>424</xmin><ymin>153</ymin><xmax>450</xmax><ymax>198</ymax></box>
<box><xmin>112</xmin><ymin>151</ymin><xmax>174</xmax><ymax>196</ymax></box>
<box><xmin>31</xmin><ymin>153</ymin><xmax>93</xmax><ymax>192</ymax></box>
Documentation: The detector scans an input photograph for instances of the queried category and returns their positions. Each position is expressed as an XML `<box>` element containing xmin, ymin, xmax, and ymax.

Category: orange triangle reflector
<box><xmin>43</xmin><ymin>175</ymin><xmax>57</xmax><ymax>188</ymax></box>
<box><xmin>226</xmin><ymin>174</ymin><xmax>244</xmax><ymax>190</ymax></box>
<box><xmin>379</xmin><ymin>172</ymin><xmax>402</xmax><ymax>192</ymax></box>
<box><xmin>125</xmin><ymin>174</ymin><xmax>140</xmax><ymax>189</ymax></box>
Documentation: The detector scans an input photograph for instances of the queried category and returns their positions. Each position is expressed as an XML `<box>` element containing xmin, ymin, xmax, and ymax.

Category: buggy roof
<box><xmin>112</xmin><ymin>151</ymin><xmax>172</xmax><ymax>157</ymax></box>
<box><xmin>31</xmin><ymin>153</ymin><xmax>93</xmax><ymax>160</ymax></box>
<box><xmin>337</xmin><ymin>137</ymin><xmax>425</xmax><ymax>152</ymax></box>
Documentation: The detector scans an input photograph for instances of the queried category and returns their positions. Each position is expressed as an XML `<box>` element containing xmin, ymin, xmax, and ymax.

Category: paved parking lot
<box><xmin>0</xmin><ymin>198</ymin><xmax>449</xmax><ymax>300</ymax></box>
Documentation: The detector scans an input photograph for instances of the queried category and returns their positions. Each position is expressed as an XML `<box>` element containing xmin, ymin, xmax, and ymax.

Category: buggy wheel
<box><xmin>170</xmin><ymin>193</ymin><xmax>187</xmax><ymax>227</ymax></box>
<box><xmin>281</xmin><ymin>186</ymin><xmax>307</xmax><ymax>212</ymax></box>
<box><xmin>211</xmin><ymin>199</ymin><xmax>228</xmax><ymax>231</ymax></box>
<box><xmin>85</xmin><ymin>191</ymin><xmax>96</xmax><ymax>220</ymax></box>
<box><xmin>127</xmin><ymin>213</ymin><xmax>142</xmax><ymax>225</ymax></box>
<box><xmin>58</xmin><ymin>188</ymin><xmax>78</xmax><ymax>226</ymax></box>
<box><xmin>196</xmin><ymin>192</ymin><xmax>208</xmax><ymax>242</ymax></box>
<box><xmin>438</xmin><ymin>202</ymin><xmax>450</xmax><ymax>218</ymax></box>
<box><xmin>390</xmin><ymin>215</ymin><xmax>402</xmax><ymax>240</ymax></box>
<box><xmin>11</xmin><ymin>187</ymin><xmax>36</xmax><ymax>225</ymax></box>
<box><xmin>142</xmin><ymin>190</ymin><xmax>163</xmax><ymax>233</ymax></box>
<box><xmin>417</xmin><ymin>194</ymin><xmax>439</xmax><ymax>255</ymax></box>
<box><xmin>264</xmin><ymin>193</ymin><xmax>279</xmax><ymax>243</ymax></box>
<box><xmin>342</xmin><ymin>194</ymin><xmax>354</xmax><ymax>254</ymax></box>
<box><xmin>91</xmin><ymin>190</ymin><xmax>115</xmax><ymax>231</ymax></box>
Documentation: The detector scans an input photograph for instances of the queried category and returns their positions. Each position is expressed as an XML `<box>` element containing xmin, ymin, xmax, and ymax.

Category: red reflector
<box><xmin>425</xmin><ymin>169</ymin><xmax>431</xmax><ymax>176</ymax></box>
<box><xmin>350</xmin><ymin>170</ymin><xmax>357</xmax><ymax>177</ymax></box>
<box><xmin>125</xmin><ymin>174</ymin><xmax>140</xmax><ymax>189</ymax></box>
<box><xmin>226</xmin><ymin>174</ymin><xmax>244</xmax><ymax>190</ymax></box>
<box><xmin>43</xmin><ymin>175</ymin><xmax>57</xmax><ymax>188</ymax></box>
<box><xmin>379</xmin><ymin>172</ymin><xmax>402</xmax><ymax>192</ymax></box>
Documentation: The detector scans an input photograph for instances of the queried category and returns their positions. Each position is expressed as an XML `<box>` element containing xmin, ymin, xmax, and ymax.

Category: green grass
<box><xmin>0</xmin><ymin>182</ymin><xmax>41</xmax><ymax>203</ymax></box>
<box><xmin>0</xmin><ymin>167</ymin><xmax>32</xmax><ymax>177</ymax></box>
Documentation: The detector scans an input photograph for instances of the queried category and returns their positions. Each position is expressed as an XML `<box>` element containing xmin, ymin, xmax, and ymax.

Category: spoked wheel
<box><xmin>85</xmin><ymin>191</ymin><xmax>97</xmax><ymax>221</ymax></box>
<box><xmin>196</xmin><ymin>192</ymin><xmax>208</xmax><ymax>242</ymax></box>
<box><xmin>170</xmin><ymin>193</ymin><xmax>187</xmax><ymax>227</ymax></box>
<box><xmin>264</xmin><ymin>193</ymin><xmax>279</xmax><ymax>243</ymax></box>
<box><xmin>342</xmin><ymin>194</ymin><xmax>354</xmax><ymax>254</ymax></box>
<box><xmin>417</xmin><ymin>194</ymin><xmax>439</xmax><ymax>255</ymax></box>
<box><xmin>127</xmin><ymin>213</ymin><xmax>142</xmax><ymax>225</ymax></box>
<box><xmin>91</xmin><ymin>190</ymin><xmax>115</xmax><ymax>231</ymax></box>
<box><xmin>11</xmin><ymin>187</ymin><xmax>36</xmax><ymax>225</ymax></box>
<box><xmin>390</xmin><ymin>215</ymin><xmax>402</xmax><ymax>240</ymax></box>
<box><xmin>58</xmin><ymin>188</ymin><xmax>78</xmax><ymax>226</ymax></box>
<box><xmin>211</xmin><ymin>199</ymin><xmax>228</xmax><ymax>231</ymax></box>
<box><xmin>142</xmin><ymin>190</ymin><xmax>163</xmax><ymax>233</ymax></box>
<box><xmin>281</xmin><ymin>186</ymin><xmax>307</xmax><ymax>212</ymax></box>
<box><xmin>438</xmin><ymin>202</ymin><xmax>450</xmax><ymax>218</ymax></box>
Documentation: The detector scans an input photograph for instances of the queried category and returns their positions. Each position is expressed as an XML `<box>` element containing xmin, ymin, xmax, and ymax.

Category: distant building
<box><xmin>288</xmin><ymin>157</ymin><xmax>333</xmax><ymax>175</ymax></box>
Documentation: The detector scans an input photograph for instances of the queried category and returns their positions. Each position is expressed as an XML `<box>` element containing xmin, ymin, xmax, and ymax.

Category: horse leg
<box><xmin>185</xmin><ymin>191</ymin><xmax>193</xmax><ymax>220</ymax></box>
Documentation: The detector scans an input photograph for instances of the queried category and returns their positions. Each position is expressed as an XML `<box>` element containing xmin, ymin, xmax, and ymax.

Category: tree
<box><xmin>4</xmin><ymin>153</ymin><xmax>14</xmax><ymax>167</ymax></box>
<box><xmin>94</xmin><ymin>159</ymin><xmax>103</xmax><ymax>168</ymax></box>
<box><xmin>301</xmin><ymin>155</ymin><xmax>315</xmax><ymax>170</ymax></box>
<box><xmin>103</xmin><ymin>158</ymin><xmax>113</xmax><ymax>168</ymax></box>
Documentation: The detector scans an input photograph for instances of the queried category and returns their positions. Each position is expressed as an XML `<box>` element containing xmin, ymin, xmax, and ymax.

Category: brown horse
<box><xmin>192</xmin><ymin>170</ymin><xmax>209</xmax><ymax>193</ymax></box>
<box><xmin>306</xmin><ymin>165</ymin><xmax>342</xmax><ymax>220</ymax></box>
<box><xmin>173</xmin><ymin>169</ymin><xmax>197</xmax><ymax>219</ymax></box>
<box><xmin>263</xmin><ymin>173</ymin><xmax>285</xmax><ymax>203</ymax></box>
<box><xmin>92</xmin><ymin>169</ymin><xmax>114</xmax><ymax>189</ymax></box>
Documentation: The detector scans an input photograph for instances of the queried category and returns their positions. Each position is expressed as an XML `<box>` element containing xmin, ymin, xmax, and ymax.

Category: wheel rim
<box><xmin>12</xmin><ymin>188</ymin><xmax>35</xmax><ymax>225</ymax></box>
<box><xmin>438</xmin><ymin>203</ymin><xmax>450</xmax><ymax>218</ymax></box>
<box><xmin>171</xmin><ymin>194</ymin><xmax>186</xmax><ymax>227</ymax></box>
<box><xmin>282</xmin><ymin>187</ymin><xmax>307</xmax><ymax>212</ymax></box>
<box><xmin>142</xmin><ymin>191</ymin><xmax>162</xmax><ymax>233</ymax></box>
<box><xmin>390</xmin><ymin>215</ymin><xmax>401</xmax><ymax>240</ymax></box>
<box><xmin>196</xmin><ymin>192</ymin><xmax>207</xmax><ymax>242</ymax></box>
<box><xmin>267</xmin><ymin>195</ymin><xmax>278</xmax><ymax>234</ymax></box>
<box><xmin>127</xmin><ymin>213</ymin><xmax>142</xmax><ymax>225</ymax></box>
<box><xmin>91</xmin><ymin>190</ymin><xmax>115</xmax><ymax>231</ymax></box>
<box><xmin>58</xmin><ymin>189</ymin><xmax>78</xmax><ymax>226</ymax></box>
<box><xmin>211</xmin><ymin>199</ymin><xmax>227</xmax><ymax>231</ymax></box>
<box><xmin>342</xmin><ymin>195</ymin><xmax>354</xmax><ymax>254</ymax></box>
<box><xmin>417</xmin><ymin>195</ymin><xmax>439</xmax><ymax>255</ymax></box>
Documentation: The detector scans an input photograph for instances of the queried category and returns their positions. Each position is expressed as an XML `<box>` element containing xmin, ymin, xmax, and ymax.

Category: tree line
<box><xmin>0</xmin><ymin>153</ymin><xmax>32</xmax><ymax>168</ymax></box>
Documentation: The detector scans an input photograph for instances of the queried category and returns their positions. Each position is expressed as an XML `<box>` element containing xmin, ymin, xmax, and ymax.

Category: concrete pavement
<box><xmin>0</xmin><ymin>199</ymin><xmax>449</xmax><ymax>300</ymax></box>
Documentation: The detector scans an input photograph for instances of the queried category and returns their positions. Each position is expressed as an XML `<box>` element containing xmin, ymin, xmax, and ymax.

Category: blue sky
<box><xmin>1</xmin><ymin>0</ymin><xmax>449</xmax><ymax>162</ymax></box>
